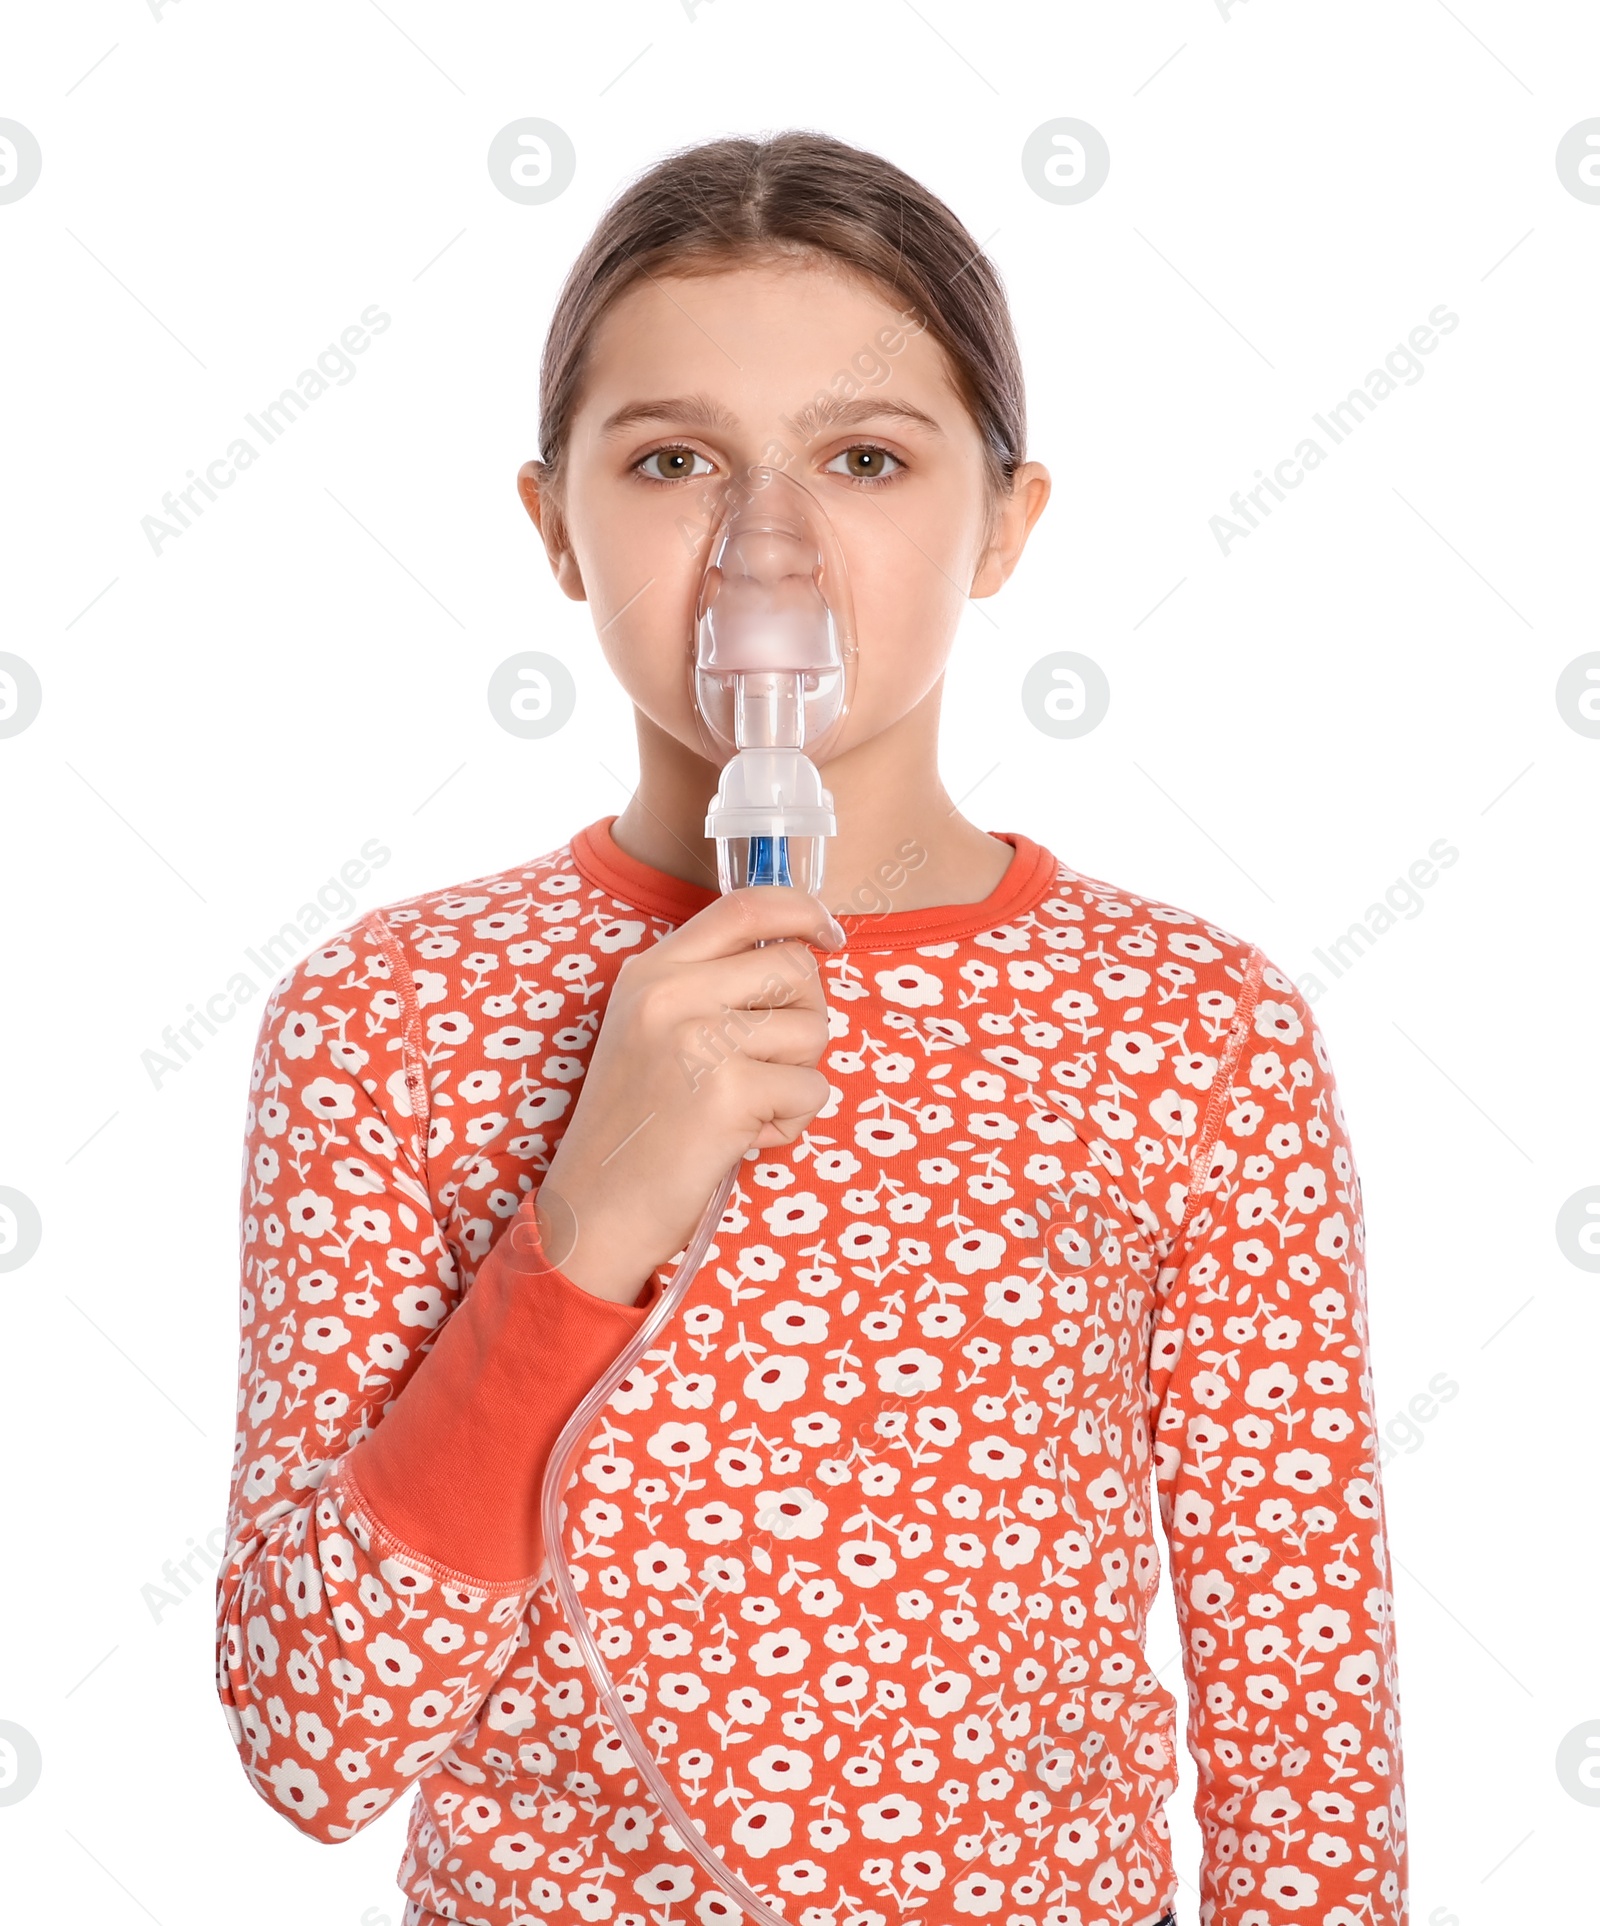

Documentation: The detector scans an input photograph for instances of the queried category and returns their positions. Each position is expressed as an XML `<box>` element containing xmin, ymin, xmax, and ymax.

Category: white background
<box><xmin>1</xmin><ymin>2</ymin><xmax>1596</xmax><ymax>1921</ymax></box>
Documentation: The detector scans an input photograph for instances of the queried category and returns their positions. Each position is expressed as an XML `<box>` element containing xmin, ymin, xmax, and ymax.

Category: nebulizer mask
<box><xmin>692</xmin><ymin>466</ymin><xmax>854</xmax><ymax>894</ymax></box>
<box><xmin>538</xmin><ymin>468</ymin><xmax>856</xmax><ymax>1924</ymax></box>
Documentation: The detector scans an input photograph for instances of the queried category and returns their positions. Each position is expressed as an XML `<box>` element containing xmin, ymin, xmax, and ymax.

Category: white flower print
<box><xmin>737</xmin><ymin>1354</ymin><xmax>805</xmax><ymax>1410</ymax></box>
<box><xmin>859</xmin><ymin>1797</ymin><xmax>923</xmax><ymax>1842</ymax></box>
<box><xmin>762</xmin><ymin>1191</ymin><xmax>828</xmax><ymax>1236</ymax></box>
<box><xmin>754</xmin><ymin>1488</ymin><xmax>828</xmax><ymax>1539</ymax></box>
<box><xmin>874</xmin><ymin>965</ymin><xmax>943</xmax><ymax>1007</ymax></box>
<box><xmin>873</xmin><ymin>1347</ymin><xmax>943</xmax><ymax>1394</ymax></box>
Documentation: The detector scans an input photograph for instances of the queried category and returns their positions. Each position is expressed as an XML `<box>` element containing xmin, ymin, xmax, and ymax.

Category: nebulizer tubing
<box><xmin>536</xmin><ymin>469</ymin><xmax>856</xmax><ymax>1923</ymax></box>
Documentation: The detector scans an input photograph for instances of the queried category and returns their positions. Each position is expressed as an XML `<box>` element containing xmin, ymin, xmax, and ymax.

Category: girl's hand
<box><xmin>531</xmin><ymin>886</ymin><xmax>847</xmax><ymax>1303</ymax></box>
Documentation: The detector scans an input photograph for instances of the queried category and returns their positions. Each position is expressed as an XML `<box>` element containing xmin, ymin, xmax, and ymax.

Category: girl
<box><xmin>218</xmin><ymin>132</ymin><xmax>1406</xmax><ymax>1926</ymax></box>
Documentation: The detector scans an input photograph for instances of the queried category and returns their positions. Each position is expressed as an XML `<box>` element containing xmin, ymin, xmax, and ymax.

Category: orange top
<box><xmin>217</xmin><ymin>819</ymin><xmax>1406</xmax><ymax>1926</ymax></box>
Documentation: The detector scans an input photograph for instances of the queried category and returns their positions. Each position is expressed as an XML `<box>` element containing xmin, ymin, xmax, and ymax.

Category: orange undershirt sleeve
<box><xmin>338</xmin><ymin>1211</ymin><xmax>649</xmax><ymax>1586</ymax></box>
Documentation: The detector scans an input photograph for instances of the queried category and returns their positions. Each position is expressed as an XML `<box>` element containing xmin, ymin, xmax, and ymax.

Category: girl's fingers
<box><xmin>734</xmin><ymin>1061</ymin><xmax>833</xmax><ymax>1137</ymax></box>
<box><xmin>698</xmin><ymin>939</ymin><xmax>832</xmax><ymax>1016</ymax></box>
<box><xmin>651</xmin><ymin>884</ymin><xmax>846</xmax><ymax>965</ymax></box>
<box><xmin>684</xmin><ymin>1005</ymin><xmax>830</xmax><ymax>1071</ymax></box>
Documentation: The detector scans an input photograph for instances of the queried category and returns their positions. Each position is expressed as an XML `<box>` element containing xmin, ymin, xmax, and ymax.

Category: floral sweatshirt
<box><xmin>216</xmin><ymin>817</ymin><xmax>1407</xmax><ymax>1926</ymax></box>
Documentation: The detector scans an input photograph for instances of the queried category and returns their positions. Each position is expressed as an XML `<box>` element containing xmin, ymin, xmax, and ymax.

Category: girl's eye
<box><xmin>636</xmin><ymin>446</ymin><xmax>715</xmax><ymax>482</ymax></box>
<box><xmin>825</xmin><ymin>444</ymin><xmax>903</xmax><ymax>485</ymax></box>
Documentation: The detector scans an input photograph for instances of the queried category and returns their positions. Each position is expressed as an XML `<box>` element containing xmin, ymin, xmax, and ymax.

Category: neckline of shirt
<box><xmin>568</xmin><ymin>815</ymin><xmax>1061</xmax><ymax>950</ymax></box>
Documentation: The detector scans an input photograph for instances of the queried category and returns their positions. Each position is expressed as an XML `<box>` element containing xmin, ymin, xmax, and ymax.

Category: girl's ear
<box><xmin>517</xmin><ymin>459</ymin><xmax>587</xmax><ymax>602</ymax></box>
<box><xmin>969</xmin><ymin>460</ymin><xmax>1052</xmax><ymax>599</ymax></box>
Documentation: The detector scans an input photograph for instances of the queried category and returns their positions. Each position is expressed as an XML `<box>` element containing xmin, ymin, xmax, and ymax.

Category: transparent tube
<box><xmin>536</xmin><ymin>1161</ymin><xmax>789</xmax><ymax>1923</ymax></box>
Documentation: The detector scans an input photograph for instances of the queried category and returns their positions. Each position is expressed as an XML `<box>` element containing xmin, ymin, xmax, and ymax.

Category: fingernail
<box><xmin>825</xmin><ymin>916</ymin><xmax>848</xmax><ymax>949</ymax></box>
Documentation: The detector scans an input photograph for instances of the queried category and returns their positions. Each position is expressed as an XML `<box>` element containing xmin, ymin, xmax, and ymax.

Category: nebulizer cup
<box><xmin>535</xmin><ymin>466</ymin><xmax>856</xmax><ymax>1924</ymax></box>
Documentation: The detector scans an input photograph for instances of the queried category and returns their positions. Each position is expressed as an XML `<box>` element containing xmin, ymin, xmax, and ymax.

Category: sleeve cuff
<box><xmin>340</xmin><ymin>1201</ymin><xmax>650</xmax><ymax>1586</ymax></box>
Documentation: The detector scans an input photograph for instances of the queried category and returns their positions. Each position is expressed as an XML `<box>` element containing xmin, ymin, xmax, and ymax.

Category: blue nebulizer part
<box><xmin>536</xmin><ymin>469</ymin><xmax>855</xmax><ymax>1925</ymax></box>
<box><xmin>745</xmin><ymin>832</ymin><xmax>792</xmax><ymax>886</ymax></box>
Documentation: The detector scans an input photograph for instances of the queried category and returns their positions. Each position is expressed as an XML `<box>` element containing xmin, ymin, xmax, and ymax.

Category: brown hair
<box><xmin>534</xmin><ymin>130</ymin><xmax>1026</xmax><ymax>539</ymax></box>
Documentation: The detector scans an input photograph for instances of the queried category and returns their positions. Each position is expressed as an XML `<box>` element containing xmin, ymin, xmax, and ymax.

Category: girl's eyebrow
<box><xmin>599</xmin><ymin>394</ymin><xmax>739</xmax><ymax>439</ymax></box>
<box><xmin>598</xmin><ymin>392</ymin><xmax>944</xmax><ymax>440</ymax></box>
<box><xmin>789</xmin><ymin>395</ymin><xmax>945</xmax><ymax>440</ymax></box>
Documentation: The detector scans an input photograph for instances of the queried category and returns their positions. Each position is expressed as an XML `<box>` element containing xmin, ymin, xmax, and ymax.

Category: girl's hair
<box><xmin>535</xmin><ymin>130</ymin><xmax>1025</xmax><ymax>537</ymax></box>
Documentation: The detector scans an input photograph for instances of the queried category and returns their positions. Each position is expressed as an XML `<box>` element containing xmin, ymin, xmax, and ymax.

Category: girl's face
<box><xmin>520</xmin><ymin>256</ymin><xmax>1048</xmax><ymax>766</ymax></box>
